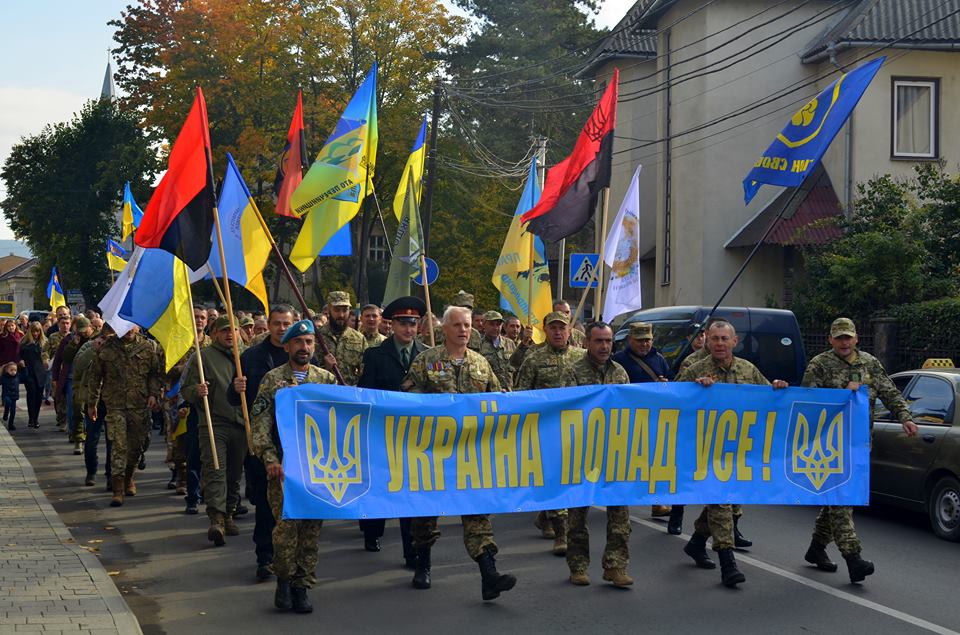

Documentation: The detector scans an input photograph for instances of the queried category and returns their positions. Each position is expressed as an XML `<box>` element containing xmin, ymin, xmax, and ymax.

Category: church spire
<box><xmin>100</xmin><ymin>51</ymin><xmax>116</xmax><ymax>100</ymax></box>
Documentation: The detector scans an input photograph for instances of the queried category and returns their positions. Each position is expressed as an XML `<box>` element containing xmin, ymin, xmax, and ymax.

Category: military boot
<box><xmin>804</xmin><ymin>539</ymin><xmax>838</xmax><ymax>572</ymax></box>
<box><xmin>843</xmin><ymin>552</ymin><xmax>875</xmax><ymax>583</ymax></box>
<box><xmin>683</xmin><ymin>532</ymin><xmax>716</xmax><ymax>569</ymax></box>
<box><xmin>109</xmin><ymin>475</ymin><xmax>125</xmax><ymax>507</ymax></box>
<box><xmin>290</xmin><ymin>586</ymin><xmax>313</xmax><ymax>614</ymax></box>
<box><xmin>534</xmin><ymin>511</ymin><xmax>555</xmax><ymax>539</ymax></box>
<box><xmin>733</xmin><ymin>516</ymin><xmax>752</xmax><ymax>549</ymax></box>
<box><xmin>603</xmin><ymin>568</ymin><xmax>634</xmax><ymax>588</ymax></box>
<box><xmin>667</xmin><ymin>505</ymin><xmax>684</xmax><ymax>535</ymax></box>
<box><xmin>124</xmin><ymin>468</ymin><xmax>137</xmax><ymax>497</ymax></box>
<box><xmin>175</xmin><ymin>465</ymin><xmax>187</xmax><ymax>495</ymax></box>
<box><xmin>274</xmin><ymin>578</ymin><xmax>292</xmax><ymax>610</ymax></box>
<box><xmin>207</xmin><ymin>512</ymin><xmax>226</xmax><ymax>547</ymax></box>
<box><xmin>166</xmin><ymin>468</ymin><xmax>177</xmax><ymax>490</ymax></box>
<box><xmin>224</xmin><ymin>515</ymin><xmax>240</xmax><ymax>536</ymax></box>
<box><xmin>477</xmin><ymin>548</ymin><xmax>517</xmax><ymax>601</ymax></box>
<box><xmin>551</xmin><ymin>516</ymin><xmax>567</xmax><ymax>556</ymax></box>
<box><xmin>718</xmin><ymin>549</ymin><xmax>746</xmax><ymax>587</ymax></box>
<box><xmin>651</xmin><ymin>505</ymin><xmax>672</xmax><ymax>517</ymax></box>
<box><xmin>411</xmin><ymin>547</ymin><xmax>431</xmax><ymax>589</ymax></box>
<box><xmin>569</xmin><ymin>570</ymin><xmax>590</xmax><ymax>586</ymax></box>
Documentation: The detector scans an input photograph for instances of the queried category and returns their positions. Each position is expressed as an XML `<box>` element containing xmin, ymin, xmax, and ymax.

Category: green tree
<box><xmin>0</xmin><ymin>98</ymin><xmax>158</xmax><ymax>307</ymax></box>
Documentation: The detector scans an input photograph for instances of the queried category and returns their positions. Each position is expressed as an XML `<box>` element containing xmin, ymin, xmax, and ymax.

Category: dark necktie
<box><xmin>401</xmin><ymin>347</ymin><xmax>409</xmax><ymax>369</ymax></box>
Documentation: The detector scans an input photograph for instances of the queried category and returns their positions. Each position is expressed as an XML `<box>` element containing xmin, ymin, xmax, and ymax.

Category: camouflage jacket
<box><xmin>249</xmin><ymin>331</ymin><xmax>270</xmax><ymax>348</ymax></box>
<box><xmin>802</xmin><ymin>348</ymin><xmax>912</xmax><ymax>423</ymax></box>
<box><xmin>86</xmin><ymin>334</ymin><xmax>164</xmax><ymax>411</ymax></box>
<box><xmin>364</xmin><ymin>331</ymin><xmax>386</xmax><ymax>348</ymax></box>
<box><xmin>317</xmin><ymin>324</ymin><xmax>366</xmax><ymax>386</ymax></box>
<box><xmin>510</xmin><ymin>330</ymin><xmax>585</xmax><ymax>369</ymax></box>
<box><xmin>678</xmin><ymin>347</ymin><xmax>709</xmax><ymax>374</ymax></box>
<box><xmin>515</xmin><ymin>345</ymin><xmax>585</xmax><ymax>390</ymax></box>
<box><xmin>676</xmin><ymin>355</ymin><xmax>770</xmax><ymax>386</ymax></box>
<box><xmin>400</xmin><ymin>346</ymin><xmax>501</xmax><ymax>394</ymax></box>
<box><xmin>43</xmin><ymin>331</ymin><xmax>66</xmax><ymax>367</ymax></box>
<box><xmin>570</xmin><ymin>355</ymin><xmax>629</xmax><ymax>386</ymax></box>
<box><xmin>479</xmin><ymin>336</ymin><xmax>517</xmax><ymax>391</ymax></box>
<box><xmin>71</xmin><ymin>338</ymin><xmax>99</xmax><ymax>406</ymax></box>
<box><xmin>250</xmin><ymin>363</ymin><xmax>336</xmax><ymax>466</ymax></box>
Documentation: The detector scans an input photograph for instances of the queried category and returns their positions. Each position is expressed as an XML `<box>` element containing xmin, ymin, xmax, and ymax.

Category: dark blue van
<box><xmin>613</xmin><ymin>306</ymin><xmax>807</xmax><ymax>386</ymax></box>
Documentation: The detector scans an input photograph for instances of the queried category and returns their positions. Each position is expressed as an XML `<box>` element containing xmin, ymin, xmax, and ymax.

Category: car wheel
<box><xmin>928</xmin><ymin>475</ymin><xmax>960</xmax><ymax>542</ymax></box>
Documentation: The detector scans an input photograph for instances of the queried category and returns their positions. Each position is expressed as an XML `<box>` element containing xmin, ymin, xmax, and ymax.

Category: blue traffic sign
<box><xmin>414</xmin><ymin>257</ymin><xmax>439</xmax><ymax>286</ymax></box>
<box><xmin>569</xmin><ymin>253</ymin><xmax>599</xmax><ymax>288</ymax></box>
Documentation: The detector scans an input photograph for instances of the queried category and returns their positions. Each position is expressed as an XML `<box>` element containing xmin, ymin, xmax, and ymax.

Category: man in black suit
<box><xmin>357</xmin><ymin>296</ymin><xmax>428</xmax><ymax>566</ymax></box>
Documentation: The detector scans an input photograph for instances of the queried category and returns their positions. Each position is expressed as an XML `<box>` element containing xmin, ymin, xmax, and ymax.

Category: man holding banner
<box><xmin>399</xmin><ymin>305</ymin><xmax>517</xmax><ymax>602</ymax></box>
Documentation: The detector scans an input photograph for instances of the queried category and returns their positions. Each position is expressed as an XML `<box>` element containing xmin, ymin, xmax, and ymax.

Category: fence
<box><xmin>801</xmin><ymin>320</ymin><xmax>958</xmax><ymax>374</ymax></box>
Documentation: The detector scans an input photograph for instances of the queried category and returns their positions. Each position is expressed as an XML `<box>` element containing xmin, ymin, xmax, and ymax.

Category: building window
<box><xmin>368</xmin><ymin>233</ymin><xmax>388</xmax><ymax>263</ymax></box>
<box><xmin>892</xmin><ymin>78</ymin><xmax>938</xmax><ymax>159</ymax></box>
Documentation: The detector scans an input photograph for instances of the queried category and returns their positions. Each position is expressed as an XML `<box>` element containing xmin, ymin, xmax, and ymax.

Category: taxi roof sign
<box><xmin>922</xmin><ymin>358</ymin><xmax>955</xmax><ymax>369</ymax></box>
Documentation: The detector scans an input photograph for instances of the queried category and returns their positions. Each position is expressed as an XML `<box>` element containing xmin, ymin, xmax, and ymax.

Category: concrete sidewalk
<box><xmin>0</xmin><ymin>422</ymin><xmax>142</xmax><ymax>634</ymax></box>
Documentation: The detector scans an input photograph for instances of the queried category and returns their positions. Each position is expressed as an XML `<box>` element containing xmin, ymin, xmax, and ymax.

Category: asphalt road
<box><xmin>12</xmin><ymin>411</ymin><xmax>960</xmax><ymax>635</ymax></box>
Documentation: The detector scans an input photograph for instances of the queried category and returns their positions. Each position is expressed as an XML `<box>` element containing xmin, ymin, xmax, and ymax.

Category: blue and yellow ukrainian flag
<box><xmin>118</xmin><ymin>248</ymin><xmax>193</xmax><ymax>372</ymax></box>
<box><xmin>106</xmin><ymin>239</ymin><xmax>129</xmax><ymax>272</ymax></box>
<box><xmin>392</xmin><ymin>116</ymin><xmax>427</xmax><ymax>221</ymax></box>
<box><xmin>46</xmin><ymin>266</ymin><xmax>66</xmax><ymax>310</ymax></box>
<box><xmin>743</xmin><ymin>57</ymin><xmax>884</xmax><ymax>204</ymax></box>
<box><xmin>208</xmin><ymin>154</ymin><xmax>272</xmax><ymax>312</ymax></box>
<box><xmin>289</xmin><ymin>64</ymin><xmax>378</xmax><ymax>271</ymax></box>
<box><xmin>121</xmin><ymin>182</ymin><xmax>144</xmax><ymax>242</ymax></box>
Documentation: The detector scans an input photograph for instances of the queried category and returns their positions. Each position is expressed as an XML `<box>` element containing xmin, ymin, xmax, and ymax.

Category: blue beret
<box><xmin>282</xmin><ymin>319</ymin><xmax>315</xmax><ymax>344</ymax></box>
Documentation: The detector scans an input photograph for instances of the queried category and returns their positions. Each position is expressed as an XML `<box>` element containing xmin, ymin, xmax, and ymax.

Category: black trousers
<box><xmin>360</xmin><ymin>518</ymin><xmax>414</xmax><ymax>559</ymax></box>
<box><xmin>245</xmin><ymin>453</ymin><xmax>274</xmax><ymax>566</ymax></box>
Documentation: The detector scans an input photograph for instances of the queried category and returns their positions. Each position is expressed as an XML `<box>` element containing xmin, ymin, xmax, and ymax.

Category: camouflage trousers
<box><xmin>693</xmin><ymin>504</ymin><xmax>735</xmax><ymax>551</ymax></box>
<box><xmin>410</xmin><ymin>514</ymin><xmax>497</xmax><ymax>560</ymax></box>
<box><xmin>105</xmin><ymin>408</ymin><xmax>151</xmax><ymax>476</ymax></box>
<box><xmin>70</xmin><ymin>391</ymin><xmax>86</xmax><ymax>444</ymax></box>
<box><xmin>267</xmin><ymin>477</ymin><xmax>322</xmax><ymax>588</ymax></box>
<box><xmin>812</xmin><ymin>506</ymin><xmax>861</xmax><ymax>555</ymax></box>
<box><xmin>566</xmin><ymin>506</ymin><xmax>630</xmax><ymax>572</ymax></box>
<box><xmin>198</xmin><ymin>422</ymin><xmax>247</xmax><ymax>517</ymax></box>
<box><xmin>53</xmin><ymin>382</ymin><xmax>66</xmax><ymax>427</ymax></box>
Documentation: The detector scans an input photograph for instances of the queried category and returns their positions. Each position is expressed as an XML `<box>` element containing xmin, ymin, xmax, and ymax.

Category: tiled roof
<box><xmin>802</xmin><ymin>0</ymin><xmax>960</xmax><ymax>62</ymax></box>
<box><xmin>578</xmin><ymin>1</ymin><xmax>664</xmax><ymax>76</ymax></box>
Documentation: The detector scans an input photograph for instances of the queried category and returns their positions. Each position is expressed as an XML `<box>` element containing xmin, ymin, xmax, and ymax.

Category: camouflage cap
<box><xmin>282</xmin><ymin>319</ymin><xmax>315</xmax><ymax>344</ymax></box>
<box><xmin>239</xmin><ymin>316</ymin><xmax>255</xmax><ymax>327</ymax></box>
<box><xmin>830</xmin><ymin>317</ymin><xmax>857</xmax><ymax>338</ymax></box>
<box><xmin>74</xmin><ymin>315</ymin><xmax>91</xmax><ymax>330</ymax></box>
<box><xmin>451</xmin><ymin>290</ymin><xmax>475</xmax><ymax>309</ymax></box>
<box><xmin>326</xmin><ymin>290</ymin><xmax>352</xmax><ymax>307</ymax></box>
<box><xmin>483</xmin><ymin>310</ymin><xmax>503</xmax><ymax>322</ymax></box>
<box><xmin>544</xmin><ymin>311</ymin><xmax>570</xmax><ymax>325</ymax></box>
<box><xmin>629</xmin><ymin>321</ymin><xmax>654</xmax><ymax>339</ymax></box>
<box><xmin>212</xmin><ymin>315</ymin><xmax>233</xmax><ymax>332</ymax></box>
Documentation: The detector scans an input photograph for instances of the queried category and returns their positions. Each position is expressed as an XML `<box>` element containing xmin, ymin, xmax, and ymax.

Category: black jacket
<box><xmin>357</xmin><ymin>337</ymin><xmax>427</xmax><ymax>391</ymax></box>
<box><xmin>239</xmin><ymin>338</ymin><xmax>288</xmax><ymax>405</ymax></box>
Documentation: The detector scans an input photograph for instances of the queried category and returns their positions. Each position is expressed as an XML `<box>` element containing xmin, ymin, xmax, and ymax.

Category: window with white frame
<box><xmin>892</xmin><ymin>78</ymin><xmax>938</xmax><ymax>159</ymax></box>
<box><xmin>368</xmin><ymin>233</ymin><xmax>388</xmax><ymax>263</ymax></box>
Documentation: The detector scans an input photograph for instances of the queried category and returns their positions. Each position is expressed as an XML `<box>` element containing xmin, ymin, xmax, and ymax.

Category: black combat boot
<box><xmin>733</xmin><ymin>516</ymin><xmax>752</xmax><ymax>549</ymax></box>
<box><xmin>477</xmin><ymin>548</ymin><xmax>517</xmax><ymax>601</ymax></box>
<box><xmin>411</xmin><ymin>547</ymin><xmax>431</xmax><ymax>589</ymax></box>
<box><xmin>667</xmin><ymin>505</ymin><xmax>684</xmax><ymax>535</ymax></box>
<box><xmin>290</xmin><ymin>586</ymin><xmax>313</xmax><ymax>613</ymax></box>
<box><xmin>718</xmin><ymin>548</ymin><xmax>746</xmax><ymax>587</ymax></box>
<box><xmin>683</xmin><ymin>532</ymin><xmax>716</xmax><ymax>569</ymax></box>
<box><xmin>804</xmin><ymin>538</ymin><xmax>838</xmax><ymax>572</ymax></box>
<box><xmin>274</xmin><ymin>578</ymin><xmax>292</xmax><ymax>610</ymax></box>
<box><xmin>843</xmin><ymin>552</ymin><xmax>875</xmax><ymax>583</ymax></box>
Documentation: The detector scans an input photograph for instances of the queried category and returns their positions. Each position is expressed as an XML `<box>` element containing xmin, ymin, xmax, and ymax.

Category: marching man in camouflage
<box><xmin>801</xmin><ymin>317</ymin><xmax>917</xmax><ymax>583</ymax></box>
<box><xmin>564</xmin><ymin>322</ymin><xmax>633</xmax><ymax>588</ymax></box>
<box><xmin>250</xmin><ymin>319</ymin><xmax>336</xmax><ymax>614</ymax></box>
<box><xmin>181</xmin><ymin>316</ymin><xmax>249</xmax><ymax>547</ymax></box>
<box><xmin>316</xmin><ymin>291</ymin><xmax>366</xmax><ymax>385</ymax></box>
<box><xmin>45</xmin><ymin>313</ymin><xmax>71</xmax><ymax>431</ymax></box>
<box><xmin>400</xmin><ymin>305</ymin><xmax>517</xmax><ymax>601</ymax></box>
<box><xmin>515</xmin><ymin>311</ymin><xmax>585</xmax><ymax>556</ymax></box>
<box><xmin>478</xmin><ymin>310</ymin><xmax>516</xmax><ymax>391</ymax></box>
<box><xmin>676</xmin><ymin>319</ymin><xmax>788</xmax><ymax>587</ymax></box>
<box><xmin>86</xmin><ymin>325</ymin><xmax>164</xmax><ymax>507</ymax></box>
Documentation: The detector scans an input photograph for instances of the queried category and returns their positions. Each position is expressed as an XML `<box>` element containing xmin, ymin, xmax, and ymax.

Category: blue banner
<box><xmin>275</xmin><ymin>383</ymin><xmax>870</xmax><ymax>520</ymax></box>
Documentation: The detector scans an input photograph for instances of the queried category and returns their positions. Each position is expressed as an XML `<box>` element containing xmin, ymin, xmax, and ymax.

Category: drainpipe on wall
<box><xmin>828</xmin><ymin>42</ymin><xmax>855</xmax><ymax>216</ymax></box>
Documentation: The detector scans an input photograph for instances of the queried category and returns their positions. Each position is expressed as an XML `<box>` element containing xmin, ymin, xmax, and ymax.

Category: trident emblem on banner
<box><xmin>305</xmin><ymin>407</ymin><xmax>363</xmax><ymax>504</ymax></box>
<box><xmin>791</xmin><ymin>408</ymin><xmax>844</xmax><ymax>491</ymax></box>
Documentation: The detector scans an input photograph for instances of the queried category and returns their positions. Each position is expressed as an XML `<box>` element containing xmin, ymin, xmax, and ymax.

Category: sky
<box><xmin>0</xmin><ymin>0</ymin><xmax>632</xmax><ymax>242</ymax></box>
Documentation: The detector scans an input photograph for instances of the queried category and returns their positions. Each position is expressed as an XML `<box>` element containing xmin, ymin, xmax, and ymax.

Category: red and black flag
<box><xmin>521</xmin><ymin>69</ymin><xmax>618</xmax><ymax>242</ymax></box>
<box><xmin>135</xmin><ymin>87</ymin><xmax>215</xmax><ymax>269</ymax></box>
<box><xmin>273</xmin><ymin>90</ymin><xmax>309</xmax><ymax>218</ymax></box>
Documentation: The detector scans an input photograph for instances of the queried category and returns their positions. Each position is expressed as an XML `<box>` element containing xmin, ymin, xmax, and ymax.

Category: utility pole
<box><xmin>420</xmin><ymin>78</ymin><xmax>443</xmax><ymax>253</ymax></box>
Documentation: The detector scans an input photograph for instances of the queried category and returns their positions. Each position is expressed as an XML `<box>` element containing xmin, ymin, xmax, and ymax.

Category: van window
<box><xmin>741</xmin><ymin>333</ymin><xmax>798</xmax><ymax>383</ymax></box>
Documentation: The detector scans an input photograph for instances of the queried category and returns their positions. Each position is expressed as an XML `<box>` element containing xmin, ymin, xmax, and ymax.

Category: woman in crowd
<box><xmin>18</xmin><ymin>321</ymin><xmax>48</xmax><ymax>428</ymax></box>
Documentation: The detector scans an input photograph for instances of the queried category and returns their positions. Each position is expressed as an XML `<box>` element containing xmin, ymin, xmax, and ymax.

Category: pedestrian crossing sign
<box><xmin>569</xmin><ymin>253</ymin><xmax>599</xmax><ymax>288</ymax></box>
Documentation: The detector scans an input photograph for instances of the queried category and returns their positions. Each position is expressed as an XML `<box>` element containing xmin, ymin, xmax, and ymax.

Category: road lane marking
<box><xmin>626</xmin><ymin>512</ymin><xmax>959</xmax><ymax>635</ymax></box>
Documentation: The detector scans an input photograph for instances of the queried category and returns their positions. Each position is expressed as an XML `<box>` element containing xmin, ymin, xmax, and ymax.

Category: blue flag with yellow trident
<box><xmin>743</xmin><ymin>57</ymin><xmax>884</xmax><ymax>204</ymax></box>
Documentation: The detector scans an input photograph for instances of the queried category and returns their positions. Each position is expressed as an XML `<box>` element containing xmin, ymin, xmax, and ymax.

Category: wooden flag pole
<box><xmin>246</xmin><ymin>196</ymin><xmax>346</xmax><ymax>385</ymax></box>
<box><xmin>183</xmin><ymin>271</ymin><xmax>220</xmax><ymax>470</ymax></box>
<box><xmin>526</xmin><ymin>234</ymin><xmax>535</xmax><ymax>329</ymax></box>
<box><xmin>210</xmin><ymin>204</ymin><xmax>254</xmax><ymax>449</ymax></box>
<box><xmin>595</xmin><ymin>188</ymin><xmax>611</xmax><ymax>321</ymax></box>
<box><xmin>419</xmin><ymin>254</ymin><xmax>435</xmax><ymax>347</ymax></box>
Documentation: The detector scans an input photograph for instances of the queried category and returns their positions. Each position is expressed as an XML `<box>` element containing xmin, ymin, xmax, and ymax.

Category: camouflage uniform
<box><xmin>677</xmin><ymin>355</ymin><xmax>770</xmax><ymax>550</ymax></box>
<box><xmin>565</xmin><ymin>355</ymin><xmax>632</xmax><ymax>574</ymax></box>
<box><xmin>802</xmin><ymin>347</ymin><xmax>911</xmax><ymax>555</ymax></box>
<box><xmin>60</xmin><ymin>332</ymin><xmax>93</xmax><ymax>443</ymax></box>
<box><xmin>250</xmin><ymin>363</ymin><xmax>336</xmax><ymax>588</ymax></box>
<box><xmin>316</xmin><ymin>323</ymin><xmax>366</xmax><ymax>386</ymax></box>
<box><xmin>363</xmin><ymin>331</ymin><xmax>386</xmax><ymax>348</ymax></box>
<box><xmin>45</xmin><ymin>330</ymin><xmax>67</xmax><ymax>428</ymax></box>
<box><xmin>86</xmin><ymin>334</ymin><xmax>164</xmax><ymax>478</ymax></box>
<box><xmin>400</xmin><ymin>346</ymin><xmax>502</xmax><ymax>560</ymax></box>
<box><xmin>678</xmin><ymin>346</ymin><xmax>709</xmax><ymax>375</ymax></box>
<box><xmin>479</xmin><ymin>335</ymin><xmax>517</xmax><ymax>391</ymax></box>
